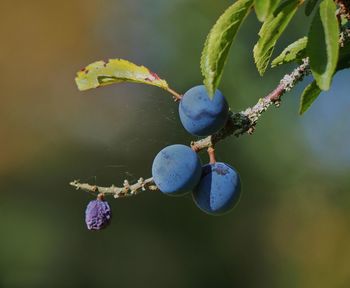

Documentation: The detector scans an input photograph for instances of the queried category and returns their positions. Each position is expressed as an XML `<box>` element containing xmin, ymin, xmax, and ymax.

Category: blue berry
<box><xmin>152</xmin><ymin>144</ymin><xmax>202</xmax><ymax>195</ymax></box>
<box><xmin>85</xmin><ymin>199</ymin><xmax>112</xmax><ymax>230</ymax></box>
<box><xmin>179</xmin><ymin>85</ymin><xmax>229</xmax><ymax>136</ymax></box>
<box><xmin>193</xmin><ymin>162</ymin><xmax>241</xmax><ymax>215</ymax></box>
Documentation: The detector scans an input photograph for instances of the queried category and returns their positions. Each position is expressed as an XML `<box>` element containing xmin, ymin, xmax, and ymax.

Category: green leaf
<box><xmin>75</xmin><ymin>59</ymin><xmax>169</xmax><ymax>91</ymax></box>
<box><xmin>254</xmin><ymin>0</ymin><xmax>281</xmax><ymax>22</ymax></box>
<box><xmin>305</xmin><ymin>0</ymin><xmax>320</xmax><ymax>16</ymax></box>
<box><xmin>299</xmin><ymin>81</ymin><xmax>322</xmax><ymax>114</ymax></box>
<box><xmin>299</xmin><ymin>42</ymin><xmax>350</xmax><ymax>115</ymax></box>
<box><xmin>201</xmin><ymin>0</ymin><xmax>253</xmax><ymax>97</ymax></box>
<box><xmin>271</xmin><ymin>37</ymin><xmax>308</xmax><ymax>67</ymax></box>
<box><xmin>337</xmin><ymin>41</ymin><xmax>350</xmax><ymax>71</ymax></box>
<box><xmin>307</xmin><ymin>0</ymin><xmax>339</xmax><ymax>91</ymax></box>
<box><xmin>253</xmin><ymin>0</ymin><xmax>299</xmax><ymax>76</ymax></box>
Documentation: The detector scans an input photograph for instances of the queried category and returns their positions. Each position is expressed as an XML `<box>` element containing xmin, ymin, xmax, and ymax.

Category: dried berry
<box><xmin>85</xmin><ymin>198</ymin><xmax>111</xmax><ymax>230</ymax></box>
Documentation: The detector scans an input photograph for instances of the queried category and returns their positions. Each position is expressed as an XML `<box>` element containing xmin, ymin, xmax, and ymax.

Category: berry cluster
<box><xmin>84</xmin><ymin>85</ymin><xmax>241</xmax><ymax>230</ymax></box>
<box><xmin>153</xmin><ymin>85</ymin><xmax>241</xmax><ymax>215</ymax></box>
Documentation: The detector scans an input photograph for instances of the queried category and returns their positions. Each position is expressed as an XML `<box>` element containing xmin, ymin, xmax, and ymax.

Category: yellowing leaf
<box><xmin>75</xmin><ymin>59</ymin><xmax>169</xmax><ymax>91</ymax></box>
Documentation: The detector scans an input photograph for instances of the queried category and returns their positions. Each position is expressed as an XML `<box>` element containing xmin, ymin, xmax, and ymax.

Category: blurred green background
<box><xmin>1</xmin><ymin>0</ymin><xmax>350</xmax><ymax>287</ymax></box>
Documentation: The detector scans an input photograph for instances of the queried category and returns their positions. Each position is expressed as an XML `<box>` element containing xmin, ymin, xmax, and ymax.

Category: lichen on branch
<box><xmin>191</xmin><ymin>58</ymin><xmax>310</xmax><ymax>152</ymax></box>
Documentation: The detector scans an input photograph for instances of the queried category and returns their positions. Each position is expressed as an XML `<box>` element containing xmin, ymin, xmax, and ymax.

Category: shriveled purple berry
<box><xmin>85</xmin><ymin>199</ymin><xmax>111</xmax><ymax>230</ymax></box>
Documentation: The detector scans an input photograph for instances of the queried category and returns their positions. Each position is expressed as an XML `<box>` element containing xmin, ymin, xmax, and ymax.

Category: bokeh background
<box><xmin>1</xmin><ymin>0</ymin><xmax>350</xmax><ymax>287</ymax></box>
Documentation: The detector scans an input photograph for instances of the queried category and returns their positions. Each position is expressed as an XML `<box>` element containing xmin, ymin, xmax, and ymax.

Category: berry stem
<box><xmin>208</xmin><ymin>147</ymin><xmax>216</xmax><ymax>164</ymax></box>
<box><xmin>166</xmin><ymin>87</ymin><xmax>183</xmax><ymax>101</ymax></box>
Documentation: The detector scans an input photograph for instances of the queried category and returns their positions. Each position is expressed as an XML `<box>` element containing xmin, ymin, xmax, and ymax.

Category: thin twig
<box><xmin>336</xmin><ymin>0</ymin><xmax>350</xmax><ymax>20</ymax></box>
<box><xmin>70</xmin><ymin>177</ymin><xmax>157</xmax><ymax>197</ymax></box>
<box><xmin>166</xmin><ymin>87</ymin><xmax>183</xmax><ymax>101</ymax></box>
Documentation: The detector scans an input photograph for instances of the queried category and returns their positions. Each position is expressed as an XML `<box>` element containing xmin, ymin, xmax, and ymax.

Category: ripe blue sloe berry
<box><xmin>179</xmin><ymin>85</ymin><xmax>229</xmax><ymax>136</ymax></box>
<box><xmin>85</xmin><ymin>198</ymin><xmax>112</xmax><ymax>230</ymax></box>
<box><xmin>152</xmin><ymin>144</ymin><xmax>202</xmax><ymax>195</ymax></box>
<box><xmin>193</xmin><ymin>162</ymin><xmax>241</xmax><ymax>215</ymax></box>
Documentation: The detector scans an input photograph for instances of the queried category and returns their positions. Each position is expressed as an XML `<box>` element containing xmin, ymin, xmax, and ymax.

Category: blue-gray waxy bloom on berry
<box><xmin>192</xmin><ymin>162</ymin><xmax>241</xmax><ymax>215</ymax></box>
<box><xmin>85</xmin><ymin>198</ymin><xmax>111</xmax><ymax>230</ymax></box>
